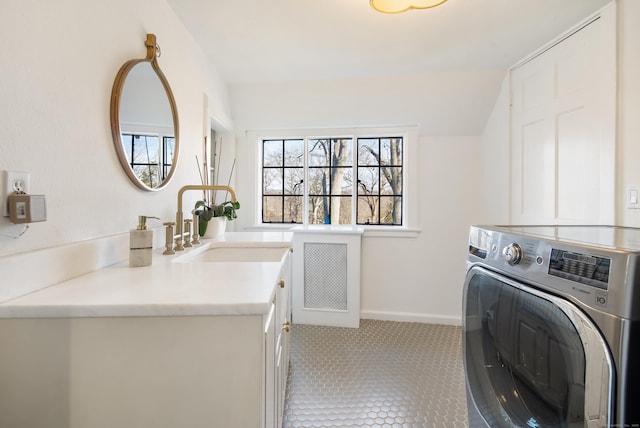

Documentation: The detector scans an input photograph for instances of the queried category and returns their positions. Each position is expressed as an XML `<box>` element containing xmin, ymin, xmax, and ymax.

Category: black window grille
<box><xmin>121</xmin><ymin>133</ymin><xmax>174</xmax><ymax>189</ymax></box>
<box><xmin>262</xmin><ymin>139</ymin><xmax>304</xmax><ymax>223</ymax></box>
<box><xmin>356</xmin><ymin>137</ymin><xmax>403</xmax><ymax>225</ymax></box>
<box><xmin>261</xmin><ymin>136</ymin><xmax>403</xmax><ymax>226</ymax></box>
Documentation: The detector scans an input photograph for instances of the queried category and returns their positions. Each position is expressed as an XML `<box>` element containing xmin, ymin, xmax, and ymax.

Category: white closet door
<box><xmin>510</xmin><ymin>5</ymin><xmax>616</xmax><ymax>225</ymax></box>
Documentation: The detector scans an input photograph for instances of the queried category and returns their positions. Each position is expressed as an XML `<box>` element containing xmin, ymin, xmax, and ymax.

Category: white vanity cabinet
<box><xmin>275</xmin><ymin>249</ymin><xmax>292</xmax><ymax>428</ymax></box>
<box><xmin>0</xmin><ymin>251</ymin><xmax>292</xmax><ymax>428</ymax></box>
<box><xmin>264</xmin><ymin>248</ymin><xmax>292</xmax><ymax>428</ymax></box>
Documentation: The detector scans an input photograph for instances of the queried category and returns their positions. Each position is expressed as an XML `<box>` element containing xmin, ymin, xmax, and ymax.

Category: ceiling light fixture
<box><xmin>370</xmin><ymin>0</ymin><xmax>448</xmax><ymax>14</ymax></box>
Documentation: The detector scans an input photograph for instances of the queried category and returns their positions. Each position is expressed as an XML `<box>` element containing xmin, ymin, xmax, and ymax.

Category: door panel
<box><xmin>520</xmin><ymin>119</ymin><xmax>554</xmax><ymax>219</ymax></box>
<box><xmin>510</xmin><ymin>7</ymin><xmax>616</xmax><ymax>225</ymax></box>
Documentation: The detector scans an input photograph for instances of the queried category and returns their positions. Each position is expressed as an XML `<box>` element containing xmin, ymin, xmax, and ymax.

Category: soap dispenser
<box><xmin>130</xmin><ymin>216</ymin><xmax>158</xmax><ymax>267</ymax></box>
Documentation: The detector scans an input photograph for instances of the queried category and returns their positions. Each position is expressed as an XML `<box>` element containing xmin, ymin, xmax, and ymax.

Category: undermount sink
<box><xmin>173</xmin><ymin>245</ymin><xmax>288</xmax><ymax>263</ymax></box>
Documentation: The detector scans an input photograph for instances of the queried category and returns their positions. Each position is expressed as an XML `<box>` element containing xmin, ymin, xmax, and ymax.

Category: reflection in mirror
<box><xmin>120</xmin><ymin>62</ymin><xmax>175</xmax><ymax>188</ymax></box>
<box><xmin>110</xmin><ymin>34</ymin><xmax>179</xmax><ymax>191</ymax></box>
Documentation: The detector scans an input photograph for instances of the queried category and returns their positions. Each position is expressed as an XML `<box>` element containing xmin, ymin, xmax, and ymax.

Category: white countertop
<box><xmin>0</xmin><ymin>232</ymin><xmax>292</xmax><ymax>319</ymax></box>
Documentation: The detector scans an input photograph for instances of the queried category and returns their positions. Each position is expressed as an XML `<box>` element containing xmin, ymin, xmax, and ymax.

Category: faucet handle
<box><xmin>192</xmin><ymin>211</ymin><xmax>201</xmax><ymax>245</ymax></box>
<box><xmin>183</xmin><ymin>219</ymin><xmax>193</xmax><ymax>248</ymax></box>
<box><xmin>163</xmin><ymin>222</ymin><xmax>176</xmax><ymax>255</ymax></box>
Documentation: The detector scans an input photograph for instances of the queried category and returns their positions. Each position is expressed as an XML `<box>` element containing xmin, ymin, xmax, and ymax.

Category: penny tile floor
<box><xmin>282</xmin><ymin>319</ymin><xmax>469</xmax><ymax>428</ymax></box>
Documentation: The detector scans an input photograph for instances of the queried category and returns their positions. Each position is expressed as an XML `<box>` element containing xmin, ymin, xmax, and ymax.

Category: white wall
<box><xmin>0</xmin><ymin>0</ymin><xmax>232</xmax><ymax>257</ymax></box>
<box><xmin>618</xmin><ymin>0</ymin><xmax>640</xmax><ymax>226</ymax></box>
<box><xmin>481</xmin><ymin>76</ymin><xmax>510</xmax><ymax>224</ymax></box>
<box><xmin>361</xmin><ymin>135</ymin><xmax>485</xmax><ymax>323</ymax></box>
<box><xmin>229</xmin><ymin>71</ymin><xmax>503</xmax><ymax>324</ymax></box>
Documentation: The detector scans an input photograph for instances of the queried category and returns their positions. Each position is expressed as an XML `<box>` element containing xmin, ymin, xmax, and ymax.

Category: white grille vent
<box><xmin>291</xmin><ymin>227</ymin><xmax>363</xmax><ymax>328</ymax></box>
<box><xmin>303</xmin><ymin>243</ymin><xmax>348</xmax><ymax>311</ymax></box>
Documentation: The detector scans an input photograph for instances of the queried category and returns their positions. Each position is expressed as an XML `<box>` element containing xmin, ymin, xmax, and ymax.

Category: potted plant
<box><xmin>195</xmin><ymin>199</ymin><xmax>241</xmax><ymax>237</ymax></box>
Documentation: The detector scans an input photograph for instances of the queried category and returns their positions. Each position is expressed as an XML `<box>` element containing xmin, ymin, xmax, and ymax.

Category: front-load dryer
<box><xmin>463</xmin><ymin>225</ymin><xmax>640</xmax><ymax>427</ymax></box>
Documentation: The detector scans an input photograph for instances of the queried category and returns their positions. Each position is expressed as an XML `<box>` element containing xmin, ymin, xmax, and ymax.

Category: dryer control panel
<box><xmin>548</xmin><ymin>249</ymin><xmax>610</xmax><ymax>290</ymax></box>
<box><xmin>467</xmin><ymin>224</ymin><xmax>640</xmax><ymax>320</ymax></box>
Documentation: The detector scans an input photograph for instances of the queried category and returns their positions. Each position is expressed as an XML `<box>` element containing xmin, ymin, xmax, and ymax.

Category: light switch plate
<box><xmin>2</xmin><ymin>171</ymin><xmax>30</xmax><ymax>217</ymax></box>
<box><xmin>627</xmin><ymin>186</ymin><xmax>640</xmax><ymax>209</ymax></box>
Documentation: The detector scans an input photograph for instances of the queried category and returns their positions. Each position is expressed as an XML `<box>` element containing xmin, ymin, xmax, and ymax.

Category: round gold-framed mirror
<box><xmin>110</xmin><ymin>34</ymin><xmax>179</xmax><ymax>191</ymax></box>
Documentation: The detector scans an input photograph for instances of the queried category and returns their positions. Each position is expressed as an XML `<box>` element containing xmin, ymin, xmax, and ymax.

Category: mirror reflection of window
<box><xmin>111</xmin><ymin>35</ymin><xmax>179</xmax><ymax>191</ymax></box>
<box><xmin>121</xmin><ymin>133</ymin><xmax>173</xmax><ymax>189</ymax></box>
<box><xmin>116</xmin><ymin>60</ymin><xmax>176</xmax><ymax>189</ymax></box>
<box><xmin>163</xmin><ymin>136</ymin><xmax>175</xmax><ymax>179</ymax></box>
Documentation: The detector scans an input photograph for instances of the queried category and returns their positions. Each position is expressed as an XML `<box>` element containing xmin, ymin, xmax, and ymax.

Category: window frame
<box><xmin>262</xmin><ymin>138</ymin><xmax>305</xmax><ymax>224</ymax></box>
<box><xmin>121</xmin><ymin>133</ymin><xmax>162</xmax><ymax>188</ymax></box>
<box><xmin>356</xmin><ymin>136</ymin><xmax>404</xmax><ymax>226</ymax></box>
<box><xmin>254</xmin><ymin>126</ymin><xmax>419</xmax><ymax>236</ymax></box>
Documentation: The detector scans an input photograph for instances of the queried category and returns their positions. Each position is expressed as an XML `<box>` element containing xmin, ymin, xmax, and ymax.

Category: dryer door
<box><xmin>463</xmin><ymin>266</ymin><xmax>613</xmax><ymax>428</ymax></box>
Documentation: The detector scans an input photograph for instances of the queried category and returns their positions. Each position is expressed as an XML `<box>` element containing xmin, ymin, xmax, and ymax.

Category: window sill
<box><xmin>361</xmin><ymin>227</ymin><xmax>420</xmax><ymax>238</ymax></box>
<box><xmin>244</xmin><ymin>224</ymin><xmax>420</xmax><ymax>238</ymax></box>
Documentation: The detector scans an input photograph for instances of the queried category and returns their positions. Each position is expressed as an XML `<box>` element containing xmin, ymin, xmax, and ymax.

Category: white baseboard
<box><xmin>360</xmin><ymin>310</ymin><xmax>462</xmax><ymax>326</ymax></box>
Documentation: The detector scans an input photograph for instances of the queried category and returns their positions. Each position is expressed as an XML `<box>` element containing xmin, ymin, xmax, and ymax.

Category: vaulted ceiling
<box><xmin>166</xmin><ymin>0</ymin><xmax>611</xmax><ymax>83</ymax></box>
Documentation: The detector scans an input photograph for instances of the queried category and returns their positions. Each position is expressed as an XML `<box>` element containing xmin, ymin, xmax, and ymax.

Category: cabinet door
<box><xmin>276</xmin><ymin>251</ymin><xmax>292</xmax><ymax>428</ymax></box>
<box><xmin>276</xmin><ymin>250</ymin><xmax>291</xmax><ymax>333</ymax></box>
<box><xmin>510</xmin><ymin>6</ymin><xmax>616</xmax><ymax>225</ymax></box>
<box><xmin>264</xmin><ymin>302</ymin><xmax>276</xmax><ymax>428</ymax></box>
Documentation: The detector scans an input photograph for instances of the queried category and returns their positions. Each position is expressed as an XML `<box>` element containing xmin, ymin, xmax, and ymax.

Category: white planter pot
<box><xmin>202</xmin><ymin>217</ymin><xmax>227</xmax><ymax>239</ymax></box>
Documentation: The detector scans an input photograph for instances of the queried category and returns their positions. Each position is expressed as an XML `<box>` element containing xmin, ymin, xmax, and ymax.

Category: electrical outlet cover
<box><xmin>3</xmin><ymin>171</ymin><xmax>30</xmax><ymax>217</ymax></box>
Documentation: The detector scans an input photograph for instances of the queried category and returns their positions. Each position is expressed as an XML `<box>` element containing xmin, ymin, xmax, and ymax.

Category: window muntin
<box><xmin>262</xmin><ymin>139</ymin><xmax>304</xmax><ymax>223</ymax></box>
<box><xmin>122</xmin><ymin>134</ymin><xmax>160</xmax><ymax>188</ymax></box>
<box><xmin>163</xmin><ymin>136</ymin><xmax>175</xmax><ymax>179</ymax></box>
<box><xmin>261</xmin><ymin>135</ymin><xmax>403</xmax><ymax>226</ymax></box>
<box><xmin>120</xmin><ymin>133</ymin><xmax>175</xmax><ymax>189</ymax></box>
<box><xmin>357</xmin><ymin>137</ymin><xmax>403</xmax><ymax>225</ymax></box>
<box><xmin>308</xmin><ymin>139</ymin><xmax>353</xmax><ymax>225</ymax></box>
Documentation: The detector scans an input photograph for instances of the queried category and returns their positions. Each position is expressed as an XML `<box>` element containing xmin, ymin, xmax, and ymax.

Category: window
<box><xmin>357</xmin><ymin>137</ymin><xmax>403</xmax><ymax>225</ymax></box>
<box><xmin>263</xmin><ymin>139</ymin><xmax>305</xmax><ymax>223</ymax></box>
<box><xmin>261</xmin><ymin>134</ymin><xmax>403</xmax><ymax>226</ymax></box>
<box><xmin>121</xmin><ymin>133</ymin><xmax>174</xmax><ymax>189</ymax></box>
<box><xmin>163</xmin><ymin>136</ymin><xmax>176</xmax><ymax>178</ymax></box>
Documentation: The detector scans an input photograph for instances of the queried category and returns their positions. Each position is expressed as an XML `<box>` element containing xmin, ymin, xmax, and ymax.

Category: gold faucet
<box><xmin>174</xmin><ymin>185</ymin><xmax>237</xmax><ymax>250</ymax></box>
